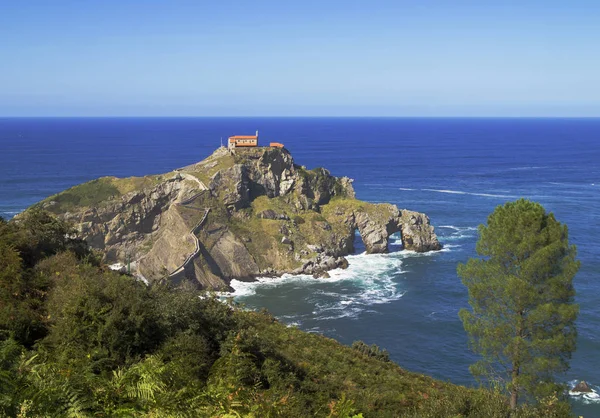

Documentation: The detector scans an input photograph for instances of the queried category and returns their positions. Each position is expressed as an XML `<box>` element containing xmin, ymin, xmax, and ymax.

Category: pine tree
<box><xmin>458</xmin><ymin>199</ymin><xmax>579</xmax><ymax>409</ymax></box>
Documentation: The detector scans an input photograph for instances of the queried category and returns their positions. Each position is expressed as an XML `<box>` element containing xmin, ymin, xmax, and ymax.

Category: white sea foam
<box><xmin>437</xmin><ymin>225</ymin><xmax>477</xmax><ymax>243</ymax></box>
<box><xmin>227</xmin><ymin>230</ymin><xmax>461</xmax><ymax>321</ymax></box>
<box><xmin>568</xmin><ymin>380</ymin><xmax>600</xmax><ymax>404</ymax></box>
<box><xmin>508</xmin><ymin>166</ymin><xmax>547</xmax><ymax>171</ymax></box>
<box><xmin>398</xmin><ymin>187</ymin><xmax>416</xmax><ymax>191</ymax></box>
<box><xmin>441</xmin><ymin>234</ymin><xmax>472</xmax><ymax>242</ymax></box>
<box><xmin>228</xmin><ymin>250</ymin><xmax>414</xmax><ymax>320</ymax></box>
<box><xmin>228</xmin><ymin>275</ymin><xmax>319</xmax><ymax>298</ymax></box>
<box><xmin>441</xmin><ymin>244</ymin><xmax>462</xmax><ymax>249</ymax></box>
<box><xmin>438</xmin><ymin>225</ymin><xmax>477</xmax><ymax>231</ymax></box>
<box><xmin>422</xmin><ymin>189</ymin><xmax>515</xmax><ymax>199</ymax></box>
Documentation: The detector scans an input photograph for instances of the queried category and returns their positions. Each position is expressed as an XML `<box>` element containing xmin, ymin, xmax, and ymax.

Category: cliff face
<box><xmin>33</xmin><ymin>146</ymin><xmax>441</xmax><ymax>289</ymax></box>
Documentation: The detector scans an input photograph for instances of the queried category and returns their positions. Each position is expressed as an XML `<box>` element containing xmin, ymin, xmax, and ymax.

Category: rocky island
<box><xmin>33</xmin><ymin>146</ymin><xmax>441</xmax><ymax>289</ymax></box>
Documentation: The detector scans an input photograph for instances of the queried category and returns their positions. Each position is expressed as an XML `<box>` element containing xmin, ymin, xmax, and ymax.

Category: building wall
<box><xmin>229</xmin><ymin>138</ymin><xmax>257</xmax><ymax>148</ymax></box>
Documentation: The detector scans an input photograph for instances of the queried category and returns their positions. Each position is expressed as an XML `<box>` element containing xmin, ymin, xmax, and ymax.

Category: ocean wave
<box><xmin>422</xmin><ymin>189</ymin><xmax>516</xmax><ymax>199</ymax></box>
<box><xmin>398</xmin><ymin>187</ymin><xmax>416</xmax><ymax>191</ymax></box>
<box><xmin>440</xmin><ymin>234</ymin><xmax>472</xmax><ymax>242</ymax></box>
<box><xmin>568</xmin><ymin>380</ymin><xmax>600</xmax><ymax>404</ymax></box>
<box><xmin>438</xmin><ymin>225</ymin><xmax>477</xmax><ymax>231</ymax></box>
<box><xmin>437</xmin><ymin>225</ymin><xmax>477</xmax><ymax>243</ymax></box>
<box><xmin>426</xmin><ymin>308</ymin><xmax>456</xmax><ymax>321</ymax></box>
<box><xmin>316</xmin><ymin>308</ymin><xmax>363</xmax><ymax>321</ymax></box>
<box><xmin>507</xmin><ymin>166</ymin><xmax>548</xmax><ymax>171</ymax></box>
<box><xmin>392</xmin><ymin>245</ymin><xmax>457</xmax><ymax>257</ymax></box>
<box><xmin>1</xmin><ymin>210</ymin><xmax>22</xmax><ymax>218</ymax></box>
<box><xmin>228</xmin><ymin>251</ymin><xmax>410</xmax><ymax>321</ymax></box>
<box><xmin>227</xmin><ymin>237</ymin><xmax>460</xmax><ymax>322</ymax></box>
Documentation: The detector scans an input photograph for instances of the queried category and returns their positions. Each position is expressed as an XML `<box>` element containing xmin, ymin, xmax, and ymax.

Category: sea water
<box><xmin>1</xmin><ymin>117</ymin><xmax>598</xmax><ymax>415</ymax></box>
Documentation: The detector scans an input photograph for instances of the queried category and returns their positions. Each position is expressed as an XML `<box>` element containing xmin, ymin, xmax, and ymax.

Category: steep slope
<box><xmin>32</xmin><ymin>146</ymin><xmax>441</xmax><ymax>289</ymax></box>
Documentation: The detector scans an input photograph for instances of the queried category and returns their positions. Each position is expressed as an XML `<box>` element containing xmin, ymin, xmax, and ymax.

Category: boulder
<box><xmin>573</xmin><ymin>381</ymin><xmax>593</xmax><ymax>393</ymax></box>
<box><xmin>399</xmin><ymin>210</ymin><xmax>442</xmax><ymax>252</ymax></box>
<box><xmin>258</xmin><ymin>209</ymin><xmax>278</xmax><ymax>220</ymax></box>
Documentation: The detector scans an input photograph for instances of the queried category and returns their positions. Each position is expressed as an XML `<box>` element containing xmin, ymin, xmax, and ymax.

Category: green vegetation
<box><xmin>0</xmin><ymin>209</ymin><xmax>573</xmax><ymax>417</ymax></box>
<box><xmin>36</xmin><ymin>175</ymin><xmax>163</xmax><ymax>214</ymax></box>
<box><xmin>458</xmin><ymin>199</ymin><xmax>578</xmax><ymax>411</ymax></box>
<box><xmin>351</xmin><ymin>341</ymin><xmax>390</xmax><ymax>362</ymax></box>
<box><xmin>188</xmin><ymin>151</ymin><xmax>236</xmax><ymax>186</ymax></box>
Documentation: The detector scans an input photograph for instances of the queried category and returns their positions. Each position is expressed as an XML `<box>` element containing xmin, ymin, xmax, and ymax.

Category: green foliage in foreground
<box><xmin>459</xmin><ymin>199</ymin><xmax>578</xmax><ymax>410</ymax></box>
<box><xmin>0</xmin><ymin>211</ymin><xmax>573</xmax><ymax>417</ymax></box>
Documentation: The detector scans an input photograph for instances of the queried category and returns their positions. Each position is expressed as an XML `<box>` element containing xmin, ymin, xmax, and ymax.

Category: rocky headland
<box><xmin>32</xmin><ymin>146</ymin><xmax>441</xmax><ymax>289</ymax></box>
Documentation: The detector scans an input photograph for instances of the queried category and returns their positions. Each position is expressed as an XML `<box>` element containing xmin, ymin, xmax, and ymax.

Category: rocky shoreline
<box><xmin>32</xmin><ymin>146</ymin><xmax>441</xmax><ymax>290</ymax></box>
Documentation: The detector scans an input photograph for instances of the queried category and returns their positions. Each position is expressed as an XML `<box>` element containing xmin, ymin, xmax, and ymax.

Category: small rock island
<box><xmin>33</xmin><ymin>139</ymin><xmax>441</xmax><ymax>289</ymax></box>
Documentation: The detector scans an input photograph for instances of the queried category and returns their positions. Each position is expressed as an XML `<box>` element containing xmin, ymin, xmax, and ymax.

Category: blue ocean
<box><xmin>1</xmin><ymin>117</ymin><xmax>598</xmax><ymax>415</ymax></box>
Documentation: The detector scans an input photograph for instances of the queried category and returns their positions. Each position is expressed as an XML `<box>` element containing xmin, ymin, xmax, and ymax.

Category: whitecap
<box><xmin>316</xmin><ymin>306</ymin><xmax>363</xmax><ymax>321</ymax></box>
<box><xmin>422</xmin><ymin>189</ymin><xmax>516</xmax><ymax>199</ymax></box>
<box><xmin>438</xmin><ymin>225</ymin><xmax>477</xmax><ymax>231</ymax></box>
<box><xmin>398</xmin><ymin>187</ymin><xmax>416</xmax><ymax>191</ymax></box>
<box><xmin>507</xmin><ymin>166</ymin><xmax>547</xmax><ymax>171</ymax></box>
<box><xmin>437</xmin><ymin>225</ymin><xmax>477</xmax><ymax>243</ymax></box>
<box><xmin>440</xmin><ymin>234</ymin><xmax>472</xmax><ymax>242</ymax></box>
<box><xmin>423</xmin><ymin>189</ymin><xmax>467</xmax><ymax>195</ymax></box>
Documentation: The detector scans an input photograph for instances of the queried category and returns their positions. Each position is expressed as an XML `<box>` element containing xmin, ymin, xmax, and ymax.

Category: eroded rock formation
<box><xmin>32</xmin><ymin>146</ymin><xmax>441</xmax><ymax>289</ymax></box>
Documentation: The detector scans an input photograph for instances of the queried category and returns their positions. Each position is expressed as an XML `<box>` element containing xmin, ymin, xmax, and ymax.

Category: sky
<box><xmin>1</xmin><ymin>0</ymin><xmax>599</xmax><ymax>117</ymax></box>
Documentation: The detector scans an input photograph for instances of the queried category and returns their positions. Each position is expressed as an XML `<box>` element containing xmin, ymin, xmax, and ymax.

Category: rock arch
<box><xmin>350</xmin><ymin>206</ymin><xmax>441</xmax><ymax>254</ymax></box>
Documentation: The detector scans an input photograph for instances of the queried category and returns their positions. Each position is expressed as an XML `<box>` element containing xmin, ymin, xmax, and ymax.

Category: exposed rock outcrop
<box><xmin>572</xmin><ymin>381</ymin><xmax>593</xmax><ymax>393</ymax></box>
<box><xmin>30</xmin><ymin>146</ymin><xmax>441</xmax><ymax>290</ymax></box>
<box><xmin>62</xmin><ymin>175</ymin><xmax>187</xmax><ymax>262</ymax></box>
<box><xmin>352</xmin><ymin>206</ymin><xmax>440</xmax><ymax>254</ymax></box>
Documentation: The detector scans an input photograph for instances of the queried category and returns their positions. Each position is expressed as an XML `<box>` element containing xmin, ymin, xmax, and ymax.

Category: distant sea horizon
<box><xmin>3</xmin><ymin>115</ymin><xmax>600</xmax><ymax>119</ymax></box>
<box><xmin>1</xmin><ymin>117</ymin><xmax>598</xmax><ymax>415</ymax></box>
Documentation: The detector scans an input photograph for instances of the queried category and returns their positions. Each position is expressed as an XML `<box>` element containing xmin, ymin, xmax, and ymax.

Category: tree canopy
<box><xmin>458</xmin><ymin>199</ymin><xmax>579</xmax><ymax>409</ymax></box>
<box><xmin>0</xmin><ymin>209</ymin><xmax>574</xmax><ymax>417</ymax></box>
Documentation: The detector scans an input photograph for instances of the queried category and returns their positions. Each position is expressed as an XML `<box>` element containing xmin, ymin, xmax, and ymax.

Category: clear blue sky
<box><xmin>1</xmin><ymin>1</ymin><xmax>599</xmax><ymax>116</ymax></box>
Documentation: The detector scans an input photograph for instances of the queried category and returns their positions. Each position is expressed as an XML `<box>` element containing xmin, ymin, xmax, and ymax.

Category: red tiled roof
<box><xmin>229</xmin><ymin>135</ymin><xmax>257</xmax><ymax>140</ymax></box>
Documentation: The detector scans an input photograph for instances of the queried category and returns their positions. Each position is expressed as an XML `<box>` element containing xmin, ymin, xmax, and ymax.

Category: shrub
<box><xmin>351</xmin><ymin>340</ymin><xmax>390</xmax><ymax>362</ymax></box>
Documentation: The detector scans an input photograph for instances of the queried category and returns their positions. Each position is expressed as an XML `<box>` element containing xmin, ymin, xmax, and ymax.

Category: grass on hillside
<box><xmin>37</xmin><ymin>175</ymin><xmax>164</xmax><ymax>213</ymax></box>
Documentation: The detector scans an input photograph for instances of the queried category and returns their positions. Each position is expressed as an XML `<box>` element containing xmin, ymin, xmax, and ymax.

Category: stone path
<box><xmin>168</xmin><ymin>207</ymin><xmax>210</xmax><ymax>278</ymax></box>
<box><xmin>180</xmin><ymin>173</ymin><xmax>208</xmax><ymax>190</ymax></box>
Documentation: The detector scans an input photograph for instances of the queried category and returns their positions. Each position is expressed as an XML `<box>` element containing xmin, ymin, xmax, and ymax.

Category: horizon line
<box><xmin>2</xmin><ymin>115</ymin><xmax>600</xmax><ymax>119</ymax></box>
